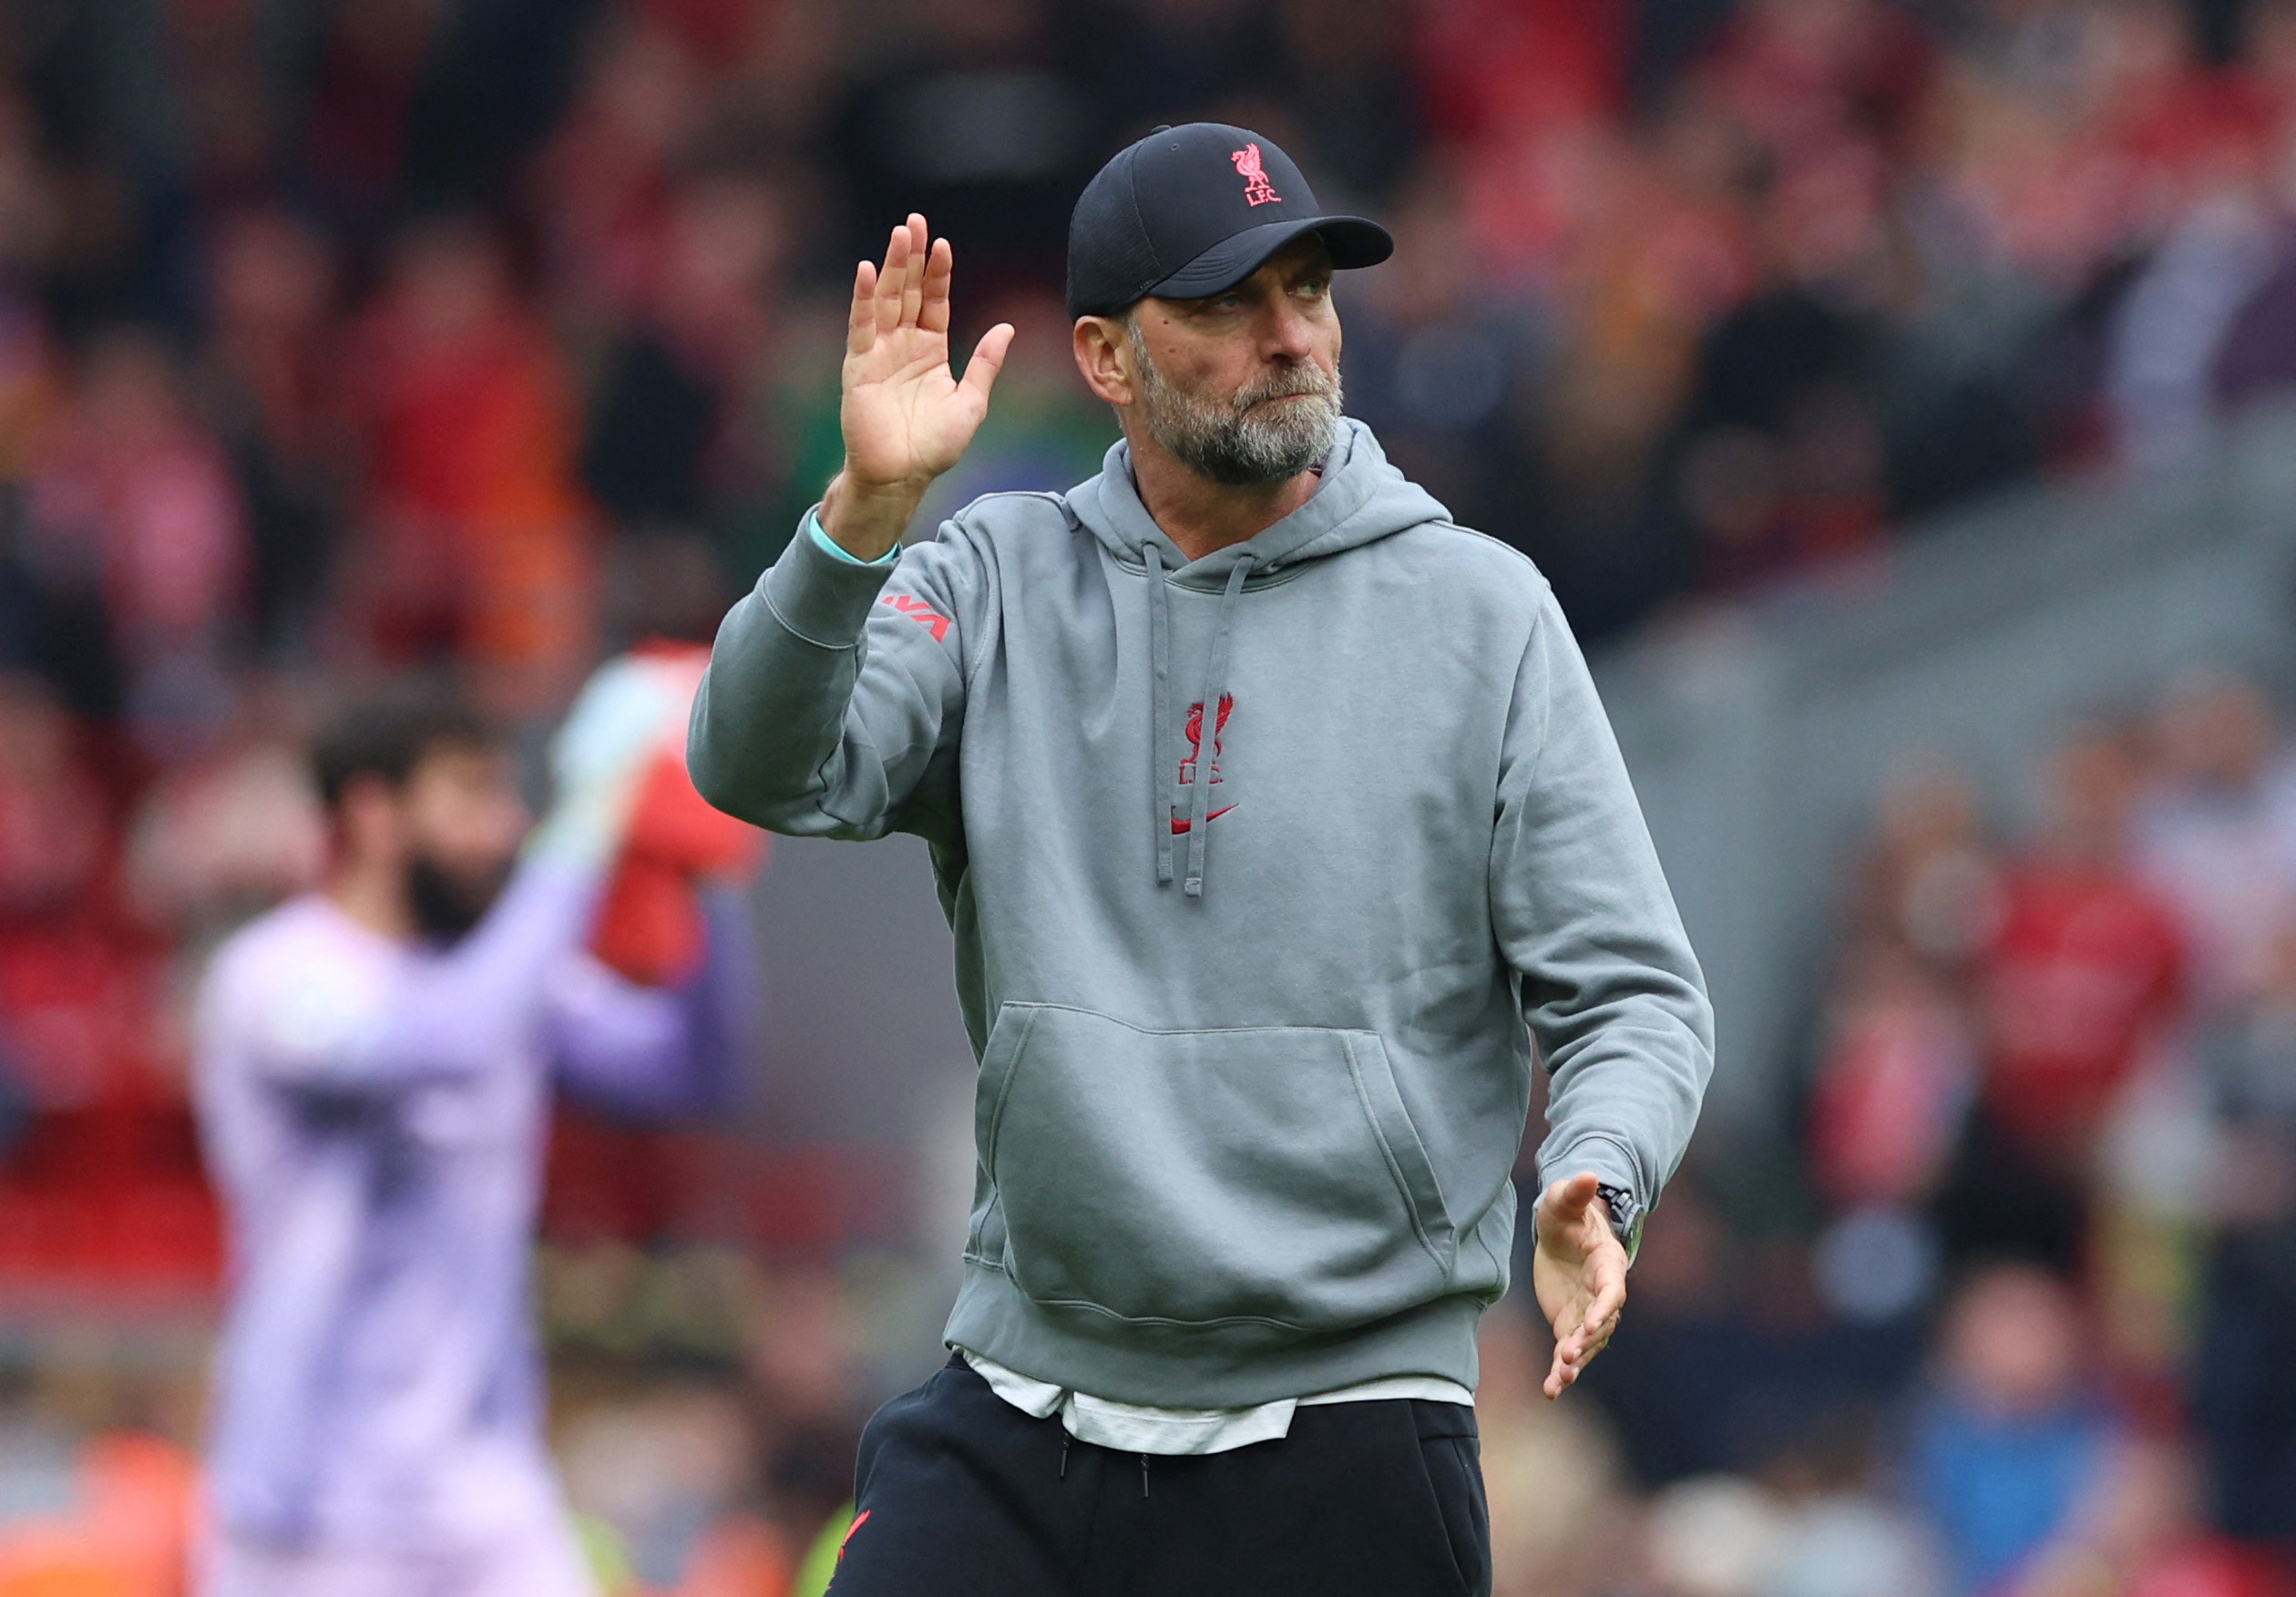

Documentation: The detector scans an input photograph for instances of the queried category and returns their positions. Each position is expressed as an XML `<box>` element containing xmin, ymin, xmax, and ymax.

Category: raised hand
<box><xmin>528</xmin><ymin>655</ymin><xmax>686</xmax><ymax>869</ymax></box>
<box><xmin>1531</xmin><ymin>1172</ymin><xmax>1630</xmax><ymax>1399</ymax></box>
<box><xmin>823</xmin><ymin>214</ymin><xmax>1016</xmax><ymax>560</ymax></box>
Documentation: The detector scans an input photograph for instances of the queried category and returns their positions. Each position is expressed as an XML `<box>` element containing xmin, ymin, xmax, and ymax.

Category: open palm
<box><xmin>843</xmin><ymin>213</ymin><xmax>1014</xmax><ymax>494</ymax></box>
<box><xmin>1532</xmin><ymin>1172</ymin><xmax>1630</xmax><ymax>1399</ymax></box>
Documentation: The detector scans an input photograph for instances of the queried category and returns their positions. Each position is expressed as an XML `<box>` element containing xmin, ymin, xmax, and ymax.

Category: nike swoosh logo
<box><xmin>1170</xmin><ymin>805</ymin><xmax>1236</xmax><ymax>834</ymax></box>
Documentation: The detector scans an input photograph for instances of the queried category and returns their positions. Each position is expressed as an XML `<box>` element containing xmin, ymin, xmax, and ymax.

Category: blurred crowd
<box><xmin>1565</xmin><ymin>667</ymin><xmax>2296</xmax><ymax>1597</ymax></box>
<box><xmin>6</xmin><ymin>0</ymin><xmax>2296</xmax><ymax>1592</ymax></box>
<box><xmin>17</xmin><ymin>0</ymin><xmax>2296</xmax><ymax>709</ymax></box>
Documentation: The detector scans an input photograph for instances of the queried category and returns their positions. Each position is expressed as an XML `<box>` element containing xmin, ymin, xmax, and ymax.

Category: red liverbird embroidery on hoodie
<box><xmin>1173</xmin><ymin>693</ymin><xmax>1235</xmax><ymax>833</ymax></box>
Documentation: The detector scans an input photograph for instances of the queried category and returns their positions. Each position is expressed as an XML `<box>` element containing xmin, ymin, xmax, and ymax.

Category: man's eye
<box><xmin>1297</xmin><ymin>278</ymin><xmax>1330</xmax><ymax>299</ymax></box>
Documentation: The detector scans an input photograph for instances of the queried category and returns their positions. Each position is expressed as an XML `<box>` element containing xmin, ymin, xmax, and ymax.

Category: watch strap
<box><xmin>1594</xmin><ymin>1182</ymin><xmax>1645</xmax><ymax>1264</ymax></box>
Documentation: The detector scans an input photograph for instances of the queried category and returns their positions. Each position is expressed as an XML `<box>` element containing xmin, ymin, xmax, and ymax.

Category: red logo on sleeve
<box><xmin>879</xmin><ymin>594</ymin><xmax>950</xmax><ymax>642</ymax></box>
<box><xmin>1232</xmin><ymin>144</ymin><xmax>1280</xmax><ymax>207</ymax></box>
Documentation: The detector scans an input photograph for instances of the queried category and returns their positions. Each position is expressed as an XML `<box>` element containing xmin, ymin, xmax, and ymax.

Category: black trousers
<box><xmin>829</xmin><ymin>1356</ymin><xmax>1491</xmax><ymax>1597</ymax></box>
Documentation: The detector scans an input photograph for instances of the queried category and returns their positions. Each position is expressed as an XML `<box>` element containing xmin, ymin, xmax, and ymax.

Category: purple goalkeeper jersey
<box><xmin>192</xmin><ymin>863</ymin><xmax>751</xmax><ymax>1551</ymax></box>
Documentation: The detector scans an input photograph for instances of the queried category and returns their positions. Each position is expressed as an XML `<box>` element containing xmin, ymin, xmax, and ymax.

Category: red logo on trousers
<box><xmin>1173</xmin><ymin>693</ymin><xmax>1235</xmax><ymax>834</ymax></box>
<box><xmin>1232</xmin><ymin>144</ymin><xmax>1280</xmax><ymax>207</ymax></box>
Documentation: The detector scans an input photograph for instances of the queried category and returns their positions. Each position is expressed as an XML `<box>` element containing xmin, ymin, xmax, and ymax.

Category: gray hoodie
<box><xmin>689</xmin><ymin>420</ymin><xmax>1712</xmax><ymax>1407</ymax></box>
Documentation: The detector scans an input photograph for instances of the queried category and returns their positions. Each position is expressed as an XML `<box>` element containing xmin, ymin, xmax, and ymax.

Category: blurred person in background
<box><xmin>2097</xmin><ymin>671</ymin><xmax>2296</xmax><ymax>1393</ymax></box>
<box><xmin>556</xmin><ymin>1385</ymin><xmax>787</xmax><ymax>1597</ymax></box>
<box><xmin>1639</xmin><ymin>1473</ymin><xmax>1793</xmax><ymax>1597</ymax></box>
<box><xmin>2190</xmin><ymin>916</ymin><xmax>2296</xmax><ymax>1545</ymax></box>
<box><xmin>26</xmin><ymin>326</ymin><xmax>249</xmax><ymax>753</ymax></box>
<box><xmin>200</xmin><ymin>208</ymin><xmax>352</xmax><ymax>665</ymax></box>
<box><xmin>1796</xmin><ymin>764</ymin><xmax>1996</xmax><ymax>1339</ymax></box>
<box><xmin>191</xmin><ymin>666</ymin><xmax>758</xmax><ymax>1597</ymax></box>
<box><xmin>121</xmin><ymin>682</ymin><xmax>329</xmax><ymax>957</ymax></box>
<box><xmin>0</xmin><ymin>671</ymin><xmax>108</xmax><ymax>928</ymax></box>
<box><xmin>1843</xmin><ymin>762</ymin><xmax>2004</xmax><ymax>981</ymax></box>
<box><xmin>338</xmin><ymin>218</ymin><xmax>595</xmax><ymax>712</ymax></box>
<box><xmin>2016</xmin><ymin>1437</ymin><xmax>2294</xmax><ymax>1597</ymax></box>
<box><xmin>692</xmin><ymin>121</ymin><xmax>1712</xmax><ymax>1596</ymax></box>
<box><xmin>1907</xmin><ymin>1263</ymin><xmax>2121</xmax><ymax>1597</ymax></box>
<box><xmin>2133</xmin><ymin>671</ymin><xmax>2296</xmax><ymax>1017</ymax></box>
<box><xmin>1809</xmin><ymin>940</ymin><xmax>1978</xmax><ymax>1223</ymax></box>
<box><xmin>1939</xmin><ymin>726</ymin><xmax>2185</xmax><ymax>1272</ymax></box>
<box><xmin>1808</xmin><ymin>763</ymin><xmax>1997</xmax><ymax>1234</ymax></box>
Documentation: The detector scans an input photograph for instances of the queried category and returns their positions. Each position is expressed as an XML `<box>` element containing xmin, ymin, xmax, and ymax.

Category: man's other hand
<box><xmin>1532</xmin><ymin>1172</ymin><xmax>1629</xmax><ymax>1399</ymax></box>
<box><xmin>824</xmin><ymin>213</ymin><xmax>1016</xmax><ymax>560</ymax></box>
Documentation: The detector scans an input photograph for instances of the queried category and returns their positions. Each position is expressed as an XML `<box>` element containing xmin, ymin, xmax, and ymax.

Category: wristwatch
<box><xmin>1594</xmin><ymin>1182</ymin><xmax>1645</xmax><ymax>1264</ymax></box>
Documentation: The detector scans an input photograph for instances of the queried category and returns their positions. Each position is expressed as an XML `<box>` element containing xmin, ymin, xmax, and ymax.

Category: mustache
<box><xmin>1229</xmin><ymin>363</ymin><xmax>1338</xmax><ymax>412</ymax></box>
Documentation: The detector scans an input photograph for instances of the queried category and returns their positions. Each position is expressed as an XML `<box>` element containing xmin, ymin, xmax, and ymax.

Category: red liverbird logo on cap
<box><xmin>1231</xmin><ymin>143</ymin><xmax>1280</xmax><ymax>207</ymax></box>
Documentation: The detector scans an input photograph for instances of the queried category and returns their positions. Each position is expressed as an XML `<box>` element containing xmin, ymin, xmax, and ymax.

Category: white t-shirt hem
<box><xmin>957</xmin><ymin>1349</ymin><xmax>1472</xmax><ymax>1457</ymax></box>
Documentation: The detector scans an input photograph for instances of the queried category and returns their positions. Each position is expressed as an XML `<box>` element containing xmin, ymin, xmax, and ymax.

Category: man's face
<box><xmin>395</xmin><ymin>742</ymin><xmax>528</xmax><ymax>939</ymax></box>
<box><xmin>1118</xmin><ymin>236</ymin><xmax>1345</xmax><ymax>486</ymax></box>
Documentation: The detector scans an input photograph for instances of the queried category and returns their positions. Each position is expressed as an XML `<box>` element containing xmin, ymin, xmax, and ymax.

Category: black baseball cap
<box><xmin>1066</xmin><ymin>123</ymin><xmax>1393</xmax><ymax>320</ymax></box>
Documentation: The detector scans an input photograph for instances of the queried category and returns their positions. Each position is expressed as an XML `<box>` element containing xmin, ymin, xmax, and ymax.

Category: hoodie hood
<box><xmin>1066</xmin><ymin>418</ymin><xmax>1453</xmax><ymax>897</ymax></box>
<box><xmin>1068</xmin><ymin>417</ymin><xmax>1451</xmax><ymax>585</ymax></box>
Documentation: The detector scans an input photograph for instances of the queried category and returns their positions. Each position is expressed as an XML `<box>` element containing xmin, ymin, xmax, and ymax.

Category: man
<box><xmin>691</xmin><ymin>124</ymin><xmax>1711</xmax><ymax>1595</ymax></box>
<box><xmin>194</xmin><ymin>664</ymin><xmax>754</xmax><ymax>1597</ymax></box>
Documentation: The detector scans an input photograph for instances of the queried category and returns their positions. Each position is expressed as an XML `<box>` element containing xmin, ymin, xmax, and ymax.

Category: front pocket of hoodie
<box><xmin>978</xmin><ymin>1003</ymin><xmax>1456</xmax><ymax>1330</ymax></box>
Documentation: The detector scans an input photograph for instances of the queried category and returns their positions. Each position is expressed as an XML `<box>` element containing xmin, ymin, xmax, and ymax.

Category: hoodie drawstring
<box><xmin>1145</xmin><ymin>544</ymin><xmax>1175</xmax><ymax>886</ymax></box>
<box><xmin>1181</xmin><ymin>557</ymin><xmax>1252</xmax><ymax>897</ymax></box>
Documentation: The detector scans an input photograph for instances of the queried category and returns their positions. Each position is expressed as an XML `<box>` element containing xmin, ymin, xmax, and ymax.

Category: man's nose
<box><xmin>1260</xmin><ymin>295</ymin><xmax>1319</xmax><ymax>361</ymax></box>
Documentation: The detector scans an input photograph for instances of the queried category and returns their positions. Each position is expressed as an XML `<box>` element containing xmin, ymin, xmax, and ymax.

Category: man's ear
<box><xmin>1072</xmin><ymin>315</ymin><xmax>1134</xmax><ymax>408</ymax></box>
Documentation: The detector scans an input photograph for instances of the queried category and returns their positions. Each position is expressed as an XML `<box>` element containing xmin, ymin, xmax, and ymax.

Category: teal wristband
<box><xmin>807</xmin><ymin>509</ymin><xmax>901</xmax><ymax>568</ymax></box>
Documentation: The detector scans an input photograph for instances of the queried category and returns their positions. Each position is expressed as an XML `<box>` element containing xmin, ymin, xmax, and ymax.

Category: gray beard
<box><xmin>1128</xmin><ymin>321</ymin><xmax>1343</xmax><ymax>486</ymax></box>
